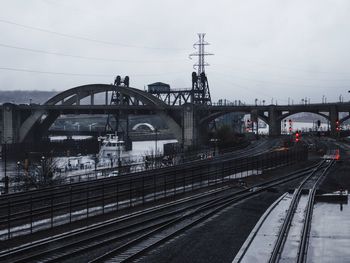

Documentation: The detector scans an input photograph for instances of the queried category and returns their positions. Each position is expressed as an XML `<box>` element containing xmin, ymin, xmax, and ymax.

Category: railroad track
<box><xmin>0</xmin><ymin>139</ymin><xmax>299</xmax><ymax>240</ymax></box>
<box><xmin>233</xmin><ymin>158</ymin><xmax>335</xmax><ymax>263</ymax></box>
<box><xmin>1</xmin><ymin>137</ymin><xmax>279</xmax><ymax>202</ymax></box>
<box><xmin>268</xmin><ymin>159</ymin><xmax>334</xmax><ymax>263</ymax></box>
<box><xmin>0</xmin><ymin>162</ymin><xmax>319</xmax><ymax>263</ymax></box>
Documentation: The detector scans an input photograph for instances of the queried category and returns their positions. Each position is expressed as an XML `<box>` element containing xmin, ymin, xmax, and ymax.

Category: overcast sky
<box><xmin>1</xmin><ymin>0</ymin><xmax>350</xmax><ymax>104</ymax></box>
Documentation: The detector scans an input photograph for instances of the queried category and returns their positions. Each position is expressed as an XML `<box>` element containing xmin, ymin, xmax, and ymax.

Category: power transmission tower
<box><xmin>189</xmin><ymin>33</ymin><xmax>213</xmax><ymax>105</ymax></box>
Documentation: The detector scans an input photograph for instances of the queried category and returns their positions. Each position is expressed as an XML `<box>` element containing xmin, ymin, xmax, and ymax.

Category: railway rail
<box><xmin>0</xmin><ymin>145</ymin><xmax>307</xmax><ymax>240</ymax></box>
<box><xmin>268</xmin><ymin>159</ymin><xmax>334</xmax><ymax>263</ymax></box>
<box><xmin>0</xmin><ymin>138</ymin><xmax>284</xmax><ymax>209</ymax></box>
<box><xmin>233</xmin><ymin>151</ymin><xmax>336</xmax><ymax>263</ymax></box>
<box><xmin>2</xmin><ymin>137</ymin><xmax>280</xmax><ymax>196</ymax></box>
<box><xmin>0</xmin><ymin>162</ymin><xmax>319</xmax><ymax>263</ymax></box>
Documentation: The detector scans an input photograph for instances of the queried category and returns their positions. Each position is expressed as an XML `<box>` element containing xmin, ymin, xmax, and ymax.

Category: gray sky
<box><xmin>1</xmin><ymin>0</ymin><xmax>350</xmax><ymax>104</ymax></box>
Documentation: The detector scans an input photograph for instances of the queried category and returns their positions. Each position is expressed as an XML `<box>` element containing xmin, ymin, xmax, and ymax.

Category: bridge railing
<box><xmin>0</xmin><ymin>146</ymin><xmax>308</xmax><ymax>240</ymax></box>
<box><xmin>212</xmin><ymin>101</ymin><xmax>246</xmax><ymax>106</ymax></box>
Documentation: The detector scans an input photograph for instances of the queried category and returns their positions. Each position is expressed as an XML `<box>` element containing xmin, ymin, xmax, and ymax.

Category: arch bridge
<box><xmin>1</xmin><ymin>84</ymin><xmax>182</xmax><ymax>145</ymax></box>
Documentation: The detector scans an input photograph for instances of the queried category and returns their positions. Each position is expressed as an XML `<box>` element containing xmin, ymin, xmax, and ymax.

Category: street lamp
<box><xmin>94</xmin><ymin>154</ymin><xmax>98</xmax><ymax>172</ymax></box>
<box><xmin>17</xmin><ymin>161</ymin><xmax>20</xmax><ymax>177</ymax></box>
<box><xmin>73</xmin><ymin>122</ymin><xmax>80</xmax><ymax>131</ymax></box>
<box><xmin>89</xmin><ymin>123</ymin><xmax>97</xmax><ymax>131</ymax></box>
<box><xmin>41</xmin><ymin>156</ymin><xmax>45</xmax><ymax>183</ymax></box>
<box><xmin>154</xmin><ymin>128</ymin><xmax>159</xmax><ymax>168</ymax></box>
<box><xmin>2</xmin><ymin>137</ymin><xmax>12</xmax><ymax>194</ymax></box>
<box><xmin>117</xmin><ymin>140</ymin><xmax>122</xmax><ymax>169</ymax></box>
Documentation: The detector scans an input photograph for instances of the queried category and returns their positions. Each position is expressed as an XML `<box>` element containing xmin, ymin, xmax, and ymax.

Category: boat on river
<box><xmin>98</xmin><ymin>134</ymin><xmax>125</xmax><ymax>160</ymax></box>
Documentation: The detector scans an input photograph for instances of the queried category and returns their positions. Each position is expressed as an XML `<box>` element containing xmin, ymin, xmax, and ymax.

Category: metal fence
<box><xmin>0</xmin><ymin>146</ymin><xmax>308</xmax><ymax>240</ymax></box>
<box><xmin>1</xmin><ymin>141</ymin><xmax>253</xmax><ymax>194</ymax></box>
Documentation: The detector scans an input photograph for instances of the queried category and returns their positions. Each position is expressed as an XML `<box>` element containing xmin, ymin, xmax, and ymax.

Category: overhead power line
<box><xmin>0</xmin><ymin>66</ymin><xmax>109</xmax><ymax>77</ymax></box>
<box><xmin>0</xmin><ymin>66</ymin><xmax>185</xmax><ymax>77</ymax></box>
<box><xmin>0</xmin><ymin>18</ymin><xmax>188</xmax><ymax>51</ymax></box>
<box><xmin>0</xmin><ymin>43</ymin><xmax>182</xmax><ymax>63</ymax></box>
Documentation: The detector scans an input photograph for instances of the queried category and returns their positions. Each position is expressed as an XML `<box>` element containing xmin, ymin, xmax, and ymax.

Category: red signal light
<box><xmin>335</xmin><ymin>119</ymin><xmax>340</xmax><ymax>131</ymax></box>
<box><xmin>335</xmin><ymin>149</ymin><xmax>340</xmax><ymax>160</ymax></box>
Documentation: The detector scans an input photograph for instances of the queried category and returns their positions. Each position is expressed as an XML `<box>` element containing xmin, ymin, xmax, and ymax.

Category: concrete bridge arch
<box><xmin>132</xmin><ymin>123</ymin><xmax>156</xmax><ymax>132</ymax></box>
<box><xmin>200</xmin><ymin>110</ymin><xmax>269</xmax><ymax>126</ymax></box>
<box><xmin>278</xmin><ymin>111</ymin><xmax>329</xmax><ymax>122</ymax></box>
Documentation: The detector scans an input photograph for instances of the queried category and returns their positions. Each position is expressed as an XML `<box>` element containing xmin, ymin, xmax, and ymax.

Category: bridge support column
<box><xmin>181</xmin><ymin>104</ymin><xmax>209</xmax><ymax>149</ymax></box>
<box><xmin>90</xmin><ymin>93</ymin><xmax>94</xmax><ymax>105</ymax></box>
<box><xmin>250</xmin><ymin>109</ymin><xmax>258</xmax><ymax>134</ymax></box>
<box><xmin>105</xmin><ymin>91</ymin><xmax>108</xmax><ymax>105</ymax></box>
<box><xmin>268</xmin><ymin>106</ymin><xmax>281</xmax><ymax>136</ymax></box>
<box><xmin>182</xmin><ymin>104</ymin><xmax>197</xmax><ymax>148</ymax></box>
<box><xmin>329</xmin><ymin>106</ymin><xmax>339</xmax><ymax>137</ymax></box>
<box><xmin>1</xmin><ymin>103</ymin><xmax>21</xmax><ymax>144</ymax></box>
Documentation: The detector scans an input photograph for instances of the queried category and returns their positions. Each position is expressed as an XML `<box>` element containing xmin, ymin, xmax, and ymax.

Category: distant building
<box><xmin>147</xmin><ymin>82</ymin><xmax>170</xmax><ymax>93</ymax></box>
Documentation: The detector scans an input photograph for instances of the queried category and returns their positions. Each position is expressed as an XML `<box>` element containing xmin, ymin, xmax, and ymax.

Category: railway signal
<box><xmin>288</xmin><ymin>119</ymin><xmax>292</xmax><ymax>133</ymax></box>
<box><xmin>335</xmin><ymin>119</ymin><xmax>340</xmax><ymax>132</ymax></box>
<box><xmin>295</xmin><ymin>131</ymin><xmax>301</xmax><ymax>143</ymax></box>
<box><xmin>246</xmin><ymin>119</ymin><xmax>251</xmax><ymax>132</ymax></box>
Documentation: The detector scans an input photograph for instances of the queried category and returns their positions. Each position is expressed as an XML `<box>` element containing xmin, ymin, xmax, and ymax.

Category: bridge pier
<box><xmin>181</xmin><ymin>104</ymin><xmax>210</xmax><ymax>149</ymax></box>
<box><xmin>182</xmin><ymin>104</ymin><xmax>197</xmax><ymax>148</ymax></box>
<box><xmin>1</xmin><ymin>103</ymin><xmax>21</xmax><ymax>144</ymax></box>
<box><xmin>268</xmin><ymin>106</ymin><xmax>281</xmax><ymax>136</ymax></box>
<box><xmin>329</xmin><ymin>106</ymin><xmax>339</xmax><ymax>137</ymax></box>
<box><xmin>250</xmin><ymin>109</ymin><xmax>258</xmax><ymax>134</ymax></box>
